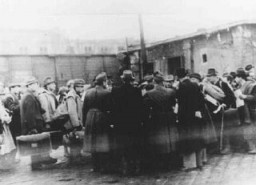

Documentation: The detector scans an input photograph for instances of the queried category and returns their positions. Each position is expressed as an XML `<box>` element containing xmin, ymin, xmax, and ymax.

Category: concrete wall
<box><xmin>0</xmin><ymin>55</ymin><xmax>119</xmax><ymax>87</ymax></box>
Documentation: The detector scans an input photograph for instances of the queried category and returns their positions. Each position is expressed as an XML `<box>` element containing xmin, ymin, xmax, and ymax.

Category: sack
<box><xmin>204</xmin><ymin>82</ymin><xmax>225</xmax><ymax>101</ymax></box>
<box><xmin>53</xmin><ymin>101</ymin><xmax>69</xmax><ymax>122</ymax></box>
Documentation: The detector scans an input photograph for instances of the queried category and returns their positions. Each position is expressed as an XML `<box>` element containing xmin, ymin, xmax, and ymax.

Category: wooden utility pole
<box><xmin>138</xmin><ymin>14</ymin><xmax>147</xmax><ymax>81</ymax></box>
<box><xmin>125</xmin><ymin>37</ymin><xmax>129</xmax><ymax>52</ymax></box>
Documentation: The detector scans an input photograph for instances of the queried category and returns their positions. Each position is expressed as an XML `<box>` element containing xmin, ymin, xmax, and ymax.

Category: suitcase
<box><xmin>16</xmin><ymin>133</ymin><xmax>52</xmax><ymax>156</ymax></box>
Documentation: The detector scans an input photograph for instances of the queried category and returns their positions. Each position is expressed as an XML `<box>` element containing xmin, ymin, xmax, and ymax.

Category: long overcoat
<box><xmin>143</xmin><ymin>85</ymin><xmax>179</xmax><ymax>154</ymax></box>
<box><xmin>20</xmin><ymin>90</ymin><xmax>45</xmax><ymax>135</ymax></box>
<box><xmin>239</xmin><ymin>80</ymin><xmax>256</xmax><ymax>140</ymax></box>
<box><xmin>111</xmin><ymin>83</ymin><xmax>144</xmax><ymax>153</ymax></box>
<box><xmin>177</xmin><ymin>79</ymin><xmax>205</xmax><ymax>154</ymax></box>
<box><xmin>83</xmin><ymin>86</ymin><xmax>112</xmax><ymax>153</ymax></box>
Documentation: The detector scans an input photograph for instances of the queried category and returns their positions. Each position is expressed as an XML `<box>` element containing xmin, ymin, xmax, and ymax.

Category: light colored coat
<box><xmin>38</xmin><ymin>89</ymin><xmax>57</xmax><ymax>123</ymax></box>
<box><xmin>66</xmin><ymin>89</ymin><xmax>83</xmax><ymax>129</ymax></box>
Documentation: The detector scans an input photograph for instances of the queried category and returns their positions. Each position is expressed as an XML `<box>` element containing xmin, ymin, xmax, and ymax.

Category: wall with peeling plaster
<box><xmin>143</xmin><ymin>24</ymin><xmax>256</xmax><ymax>76</ymax></box>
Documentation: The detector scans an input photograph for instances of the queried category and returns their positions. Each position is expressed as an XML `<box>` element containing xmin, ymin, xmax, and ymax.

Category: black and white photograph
<box><xmin>0</xmin><ymin>0</ymin><xmax>256</xmax><ymax>184</ymax></box>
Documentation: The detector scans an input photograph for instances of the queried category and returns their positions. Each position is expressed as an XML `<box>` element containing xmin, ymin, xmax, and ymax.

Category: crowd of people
<box><xmin>0</xmin><ymin>64</ymin><xmax>255</xmax><ymax>175</ymax></box>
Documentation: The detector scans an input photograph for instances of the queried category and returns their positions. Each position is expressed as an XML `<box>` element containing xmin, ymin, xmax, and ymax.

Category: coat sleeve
<box><xmin>67</xmin><ymin>96</ymin><xmax>81</xmax><ymax>128</ymax></box>
<box><xmin>245</xmin><ymin>85</ymin><xmax>256</xmax><ymax>102</ymax></box>
<box><xmin>38</xmin><ymin>93</ymin><xmax>51</xmax><ymax>123</ymax></box>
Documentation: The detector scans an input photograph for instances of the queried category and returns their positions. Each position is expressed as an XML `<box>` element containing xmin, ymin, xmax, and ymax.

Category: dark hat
<box><xmin>25</xmin><ymin>76</ymin><xmax>38</xmax><ymax>86</ymax></box>
<box><xmin>153</xmin><ymin>71</ymin><xmax>164</xmax><ymax>83</ymax></box>
<box><xmin>74</xmin><ymin>79</ymin><xmax>85</xmax><ymax>86</ymax></box>
<box><xmin>230</xmin><ymin>72</ymin><xmax>237</xmax><ymax>79</ymax></box>
<box><xmin>58</xmin><ymin>86</ymin><xmax>68</xmax><ymax>95</ymax></box>
<box><xmin>175</xmin><ymin>68</ymin><xmax>188</xmax><ymax>78</ymax></box>
<box><xmin>245</xmin><ymin>64</ymin><xmax>254</xmax><ymax>71</ymax></box>
<box><xmin>121</xmin><ymin>70</ymin><xmax>135</xmax><ymax>81</ymax></box>
<box><xmin>236</xmin><ymin>68</ymin><xmax>247</xmax><ymax>78</ymax></box>
<box><xmin>95</xmin><ymin>72</ymin><xmax>107</xmax><ymax>84</ymax></box>
<box><xmin>222</xmin><ymin>72</ymin><xmax>229</xmax><ymax>77</ymax></box>
<box><xmin>206</xmin><ymin>68</ymin><xmax>218</xmax><ymax>77</ymax></box>
<box><xmin>43</xmin><ymin>77</ymin><xmax>55</xmax><ymax>87</ymax></box>
<box><xmin>189</xmin><ymin>73</ymin><xmax>202</xmax><ymax>81</ymax></box>
<box><xmin>164</xmin><ymin>75</ymin><xmax>174</xmax><ymax>82</ymax></box>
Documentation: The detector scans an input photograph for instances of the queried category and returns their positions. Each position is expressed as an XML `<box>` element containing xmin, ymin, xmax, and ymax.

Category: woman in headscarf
<box><xmin>83</xmin><ymin>72</ymin><xmax>112</xmax><ymax>172</ymax></box>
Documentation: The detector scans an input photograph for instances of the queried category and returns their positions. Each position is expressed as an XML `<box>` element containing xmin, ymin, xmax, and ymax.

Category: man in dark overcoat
<box><xmin>20</xmin><ymin>77</ymin><xmax>57</xmax><ymax>170</ymax></box>
<box><xmin>111</xmin><ymin>70</ymin><xmax>144</xmax><ymax>175</ymax></box>
<box><xmin>176</xmin><ymin>68</ymin><xmax>205</xmax><ymax>170</ymax></box>
<box><xmin>143</xmin><ymin>71</ymin><xmax>179</xmax><ymax>170</ymax></box>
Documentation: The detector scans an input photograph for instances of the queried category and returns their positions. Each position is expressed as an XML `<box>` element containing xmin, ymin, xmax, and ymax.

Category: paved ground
<box><xmin>0</xmin><ymin>148</ymin><xmax>256</xmax><ymax>185</ymax></box>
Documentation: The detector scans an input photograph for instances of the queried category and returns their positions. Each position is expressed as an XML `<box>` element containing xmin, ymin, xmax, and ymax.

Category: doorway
<box><xmin>168</xmin><ymin>56</ymin><xmax>184</xmax><ymax>74</ymax></box>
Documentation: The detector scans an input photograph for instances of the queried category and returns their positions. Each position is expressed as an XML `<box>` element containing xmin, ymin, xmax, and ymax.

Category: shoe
<box><xmin>41</xmin><ymin>157</ymin><xmax>57</xmax><ymax>165</ymax></box>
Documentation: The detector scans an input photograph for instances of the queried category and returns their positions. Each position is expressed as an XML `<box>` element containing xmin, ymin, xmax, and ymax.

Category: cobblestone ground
<box><xmin>1</xmin><ymin>147</ymin><xmax>256</xmax><ymax>185</ymax></box>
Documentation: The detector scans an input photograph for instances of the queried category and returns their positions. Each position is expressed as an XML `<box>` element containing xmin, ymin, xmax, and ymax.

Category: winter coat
<box><xmin>65</xmin><ymin>89</ymin><xmax>83</xmax><ymax>130</ymax></box>
<box><xmin>83</xmin><ymin>86</ymin><xmax>112</xmax><ymax>153</ymax></box>
<box><xmin>143</xmin><ymin>85</ymin><xmax>179</xmax><ymax>154</ymax></box>
<box><xmin>111</xmin><ymin>83</ymin><xmax>144</xmax><ymax>151</ymax></box>
<box><xmin>177</xmin><ymin>79</ymin><xmax>205</xmax><ymax>153</ymax></box>
<box><xmin>20</xmin><ymin>90</ymin><xmax>45</xmax><ymax>135</ymax></box>
<box><xmin>38</xmin><ymin>89</ymin><xmax>58</xmax><ymax>123</ymax></box>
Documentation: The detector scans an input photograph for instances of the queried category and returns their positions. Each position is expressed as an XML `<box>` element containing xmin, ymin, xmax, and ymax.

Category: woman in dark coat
<box><xmin>83</xmin><ymin>72</ymin><xmax>112</xmax><ymax>172</ymax></box>
<box><xmin>143</xmin><ymin>71</ymin><xmax>179</xmax><ymax>169</ymax></box>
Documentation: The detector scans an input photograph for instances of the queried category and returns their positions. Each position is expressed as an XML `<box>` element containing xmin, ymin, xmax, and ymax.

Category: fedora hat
<box><xmin>25</xmin><ymin>76</ymin><xmax>38</xmax><ymax>86</ymax></box>
<box><xmin>245</xmin><ymin>64</ymin><xmax>254</xmax><ymax>71</ymax></box>
<box><xmin>74</xmin><ymin>79</ymin><xmax>85</xmax><ymax>86</ymax></box>
<box><xmin>206</xmin><ymin>68</ymin><xmax>218</xmax><ymax>77</ymax></box>
<box><xmin>43</xmin><ymin>77</ymin><xmax>55</xmax><ymax>87</ymax></box>
<box><xmin>189</xmin><ymin>73</ymin><xmax>202</xmax><ymax>82</ymax></box>
<box><xmin>153</xmin><ymin>71</ymin><xmax>164</xmax><ymax>83</ymax></box>
<box><xmin>236</xmin><ymin>68</ymin><xmax>247</xmax><ymax>78</ymax></box>
<box><xmin>95</xmin><ymin>72</ymin><xmax>107</xmax><ymax>84</ymax></box>
<box><xmin>121</xmin><ymin>70</ymin><xmax>135</xmax><ymax>81</ymax></box>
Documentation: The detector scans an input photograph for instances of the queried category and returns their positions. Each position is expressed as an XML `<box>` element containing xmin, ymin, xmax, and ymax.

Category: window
<box><xmin>202</xmin><ymin>54</ymin><xmax>207</xmax><ymax>63</ymax></box>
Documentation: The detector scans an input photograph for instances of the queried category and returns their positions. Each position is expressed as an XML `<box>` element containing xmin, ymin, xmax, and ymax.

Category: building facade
<box><xmin>124</xmin><ymin>21</ymin><xmax>256</xmax><ymax>77</ymax></box>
